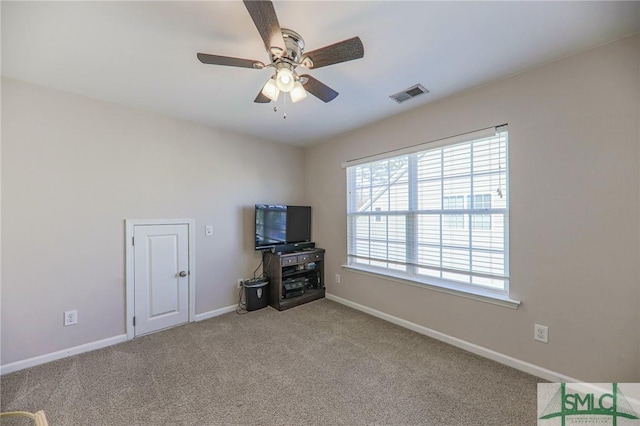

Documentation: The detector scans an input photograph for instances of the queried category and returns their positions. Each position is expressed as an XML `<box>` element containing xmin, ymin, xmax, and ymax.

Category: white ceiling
<box><xmin>3</xmin><ymin>1</ymin><xmax>639</xmax><ymax>146</ymax></box>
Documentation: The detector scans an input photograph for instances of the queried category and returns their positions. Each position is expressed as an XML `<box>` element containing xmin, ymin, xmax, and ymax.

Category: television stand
<box><xmin>263</xmin><ymin>248</ymin><xmax>325</xmax><ymax>311</ymax></box>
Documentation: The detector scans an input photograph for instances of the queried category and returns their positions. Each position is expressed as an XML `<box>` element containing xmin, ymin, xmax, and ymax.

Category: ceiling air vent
<box><xmin>389</xmin><ymin>84</ymin><xmax>429</xmax><ymax>104</ymax></box>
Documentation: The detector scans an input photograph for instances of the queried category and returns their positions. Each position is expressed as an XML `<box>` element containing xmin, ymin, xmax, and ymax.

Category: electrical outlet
<box><xmin>237</xmin><ymin>278</ymin><xmax>244</xmax><ymax>289</ymax></box>
<box><xmin>64</xmin><ymin>310</ymin><xmax>78</xmax><ymax>326</ymax></box>
<box><xmin>335</xmin><ymin>273</ymin><xmax>341</xmax><ymax>284</ymax></box>
<box><xmin>534</xmin><ymin>324</ymin><xmax>548</xmax><ymax>343</ymax></box>
<box><xmin>205</xmin><ymin>225</ymin><xmax>213</xmax><ymax>236</ymax></box>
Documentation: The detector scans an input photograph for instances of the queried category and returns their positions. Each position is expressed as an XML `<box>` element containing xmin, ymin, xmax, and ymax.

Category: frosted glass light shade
<box><xmin>289</xmin><ymin>81</ymin><xmax>307</xmax><ymax>103</ymax></box>
<box><xmin>261</xmin><ymin>78</ymin><xmax>280</xmax><ymax>102</ymax></box>
<box><xmin>275</xmin><ymin>68</ymin><xmax>295</xmax><ymax>92</ymax></box>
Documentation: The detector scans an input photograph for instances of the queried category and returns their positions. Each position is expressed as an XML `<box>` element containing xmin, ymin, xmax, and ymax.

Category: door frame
<box><xmin>125</xmin><ymin>219</ymin><xmax>196</xmax><ymax>340</ymax></box>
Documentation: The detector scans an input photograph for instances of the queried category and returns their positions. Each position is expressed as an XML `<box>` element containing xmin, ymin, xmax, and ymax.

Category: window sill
<box><xmin>341</xmin><ymin>264</ymin><xmax>521</xmax><ymax>309</ymax></box>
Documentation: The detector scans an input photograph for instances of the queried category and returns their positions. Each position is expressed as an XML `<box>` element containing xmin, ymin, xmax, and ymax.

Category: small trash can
<box><xmin>244</xmin><ymin>278</ymin><xmax>269</xmax><ymax>311</ymax></box>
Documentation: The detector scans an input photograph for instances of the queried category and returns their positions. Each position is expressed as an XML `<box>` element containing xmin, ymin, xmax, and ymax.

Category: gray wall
<box><xmin>1</xmin><ymin>78</ymin><xmax>305</xmax><ymax>364</ymax></box>
<box><xmin>305</xmin><ymin>34</ymin><xmax>640</xmax><ymax>382</ymax></box>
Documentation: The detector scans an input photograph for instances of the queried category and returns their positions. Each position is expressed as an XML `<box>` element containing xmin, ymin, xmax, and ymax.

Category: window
<box><xmin>468</xmin><ymin>194</ymin><xmax>492</xmax><ymax>230</ymax></box>
<box><xmin>443</xmin><ymin>195</ymin><xmax>464</xmax><ymax>229</ymax></box>
<box><xmin>346</xmin><ymin>126</ymin><xmax>509</xmax><ymax>295</ymax></box>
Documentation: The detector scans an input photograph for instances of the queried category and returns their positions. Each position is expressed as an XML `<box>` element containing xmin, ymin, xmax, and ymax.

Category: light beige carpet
<box><xmin>1</xmin><ymin>299</ymin><xmax>541</xmax><ymax>425</ymax></box>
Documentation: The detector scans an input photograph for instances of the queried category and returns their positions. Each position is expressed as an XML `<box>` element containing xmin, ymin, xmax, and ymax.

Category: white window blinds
<box><xmin>346</xmin><ymin>126</ymin><xmax>509</xmax><ymax>294</ymax></box>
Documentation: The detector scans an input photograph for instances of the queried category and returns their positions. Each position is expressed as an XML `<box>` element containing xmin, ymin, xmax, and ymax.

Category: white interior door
<box><xmin>133</xmin><ymin>224</ymin><xmax>189</xmax><ymax>336</ymax></box>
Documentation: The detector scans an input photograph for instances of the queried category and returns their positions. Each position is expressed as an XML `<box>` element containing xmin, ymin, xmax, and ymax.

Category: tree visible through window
<box><xmin>346</xmin><ymin>127</ymin><xmax>509</xmax><ymax>293</ymax></box>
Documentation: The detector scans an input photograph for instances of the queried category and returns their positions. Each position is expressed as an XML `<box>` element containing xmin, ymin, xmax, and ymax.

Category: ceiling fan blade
<box><xmin>254</xmin><ymin>91</ymin><xmax>271</xmax><ymax>103</ymax></box>
<box><xmin>197</xmin><ymin>53</ymin><xmax>265</xmax><ymax>69</ymax></box>
<box><xmin>301</xmin><ymin>37</ymin><xmax>364</xmax><ymax>69</ymax></box>
<box><xmin>243</xmin><ymin>0</ymin><xmax>286</xmax><ymax>57</ymax></box>
<box><xmin>300</xmin><ymin>74</ymin><xmax>339</xmax><ymax>103</ymax></box>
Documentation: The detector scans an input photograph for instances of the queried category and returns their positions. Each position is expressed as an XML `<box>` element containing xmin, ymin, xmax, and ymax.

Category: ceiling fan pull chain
<box><xmin>283</xmin><ymin>92</ymin><xmax>287</xmax><ymax>119</ymax></box>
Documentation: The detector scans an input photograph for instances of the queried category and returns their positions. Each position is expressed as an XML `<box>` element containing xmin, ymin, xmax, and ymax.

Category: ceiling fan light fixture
<box><xmin>275</xmin><ymin>67</ymin><xmax>295</xmax><ymax>92</ymax></box>
<box><xmin>261</xmin><ymin>77</ymin><xmax>280</xmax><ymax>102</ymax></box>
<box><xmin>290</xmin><ymin>81</ymin><xmax>307</xmax><ymax>103</ymax></box>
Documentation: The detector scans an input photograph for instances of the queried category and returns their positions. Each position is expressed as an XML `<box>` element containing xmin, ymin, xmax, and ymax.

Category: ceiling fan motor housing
<box><xmin>275</xmin><ymin>28</ymin><xmax>305</xmax><ymax>66</ymax></box>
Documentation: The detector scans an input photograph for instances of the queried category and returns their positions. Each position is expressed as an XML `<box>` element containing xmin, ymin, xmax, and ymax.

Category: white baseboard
<box><xmin>1</xmin><ymin>305</ymin><xmax>235</xmax><ymax>376</ymax></box>
<box><xmin>326</xmin><ymin>293</ymin><xmax>581</xmax><ymax>383</ymax></box>
<box><xmin>2</xmin><ymin>298</ymin><xmax>578</xmax><ymax>382</ymax></box>
<box><xmin>1</xmin><ymin>334</ymin><xmax>127</xmax><ymax>376</ymax></box>
<box><xmin>194</xmin><ymin>304</ymin><xmax>237</xmax><ymax>322</ymax></box>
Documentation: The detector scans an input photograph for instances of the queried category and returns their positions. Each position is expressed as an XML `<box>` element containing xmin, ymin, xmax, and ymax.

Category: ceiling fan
<box><xmin>197</xmin><ymin>0</ymin><xmax>364</xmax><ymax>105</ymax></box>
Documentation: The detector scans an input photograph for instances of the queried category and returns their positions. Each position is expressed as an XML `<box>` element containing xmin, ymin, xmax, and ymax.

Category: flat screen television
<box><xmin>255</xmin><ymin>204</ymin><xmax>311</xmax><ymax>250</ymax></box>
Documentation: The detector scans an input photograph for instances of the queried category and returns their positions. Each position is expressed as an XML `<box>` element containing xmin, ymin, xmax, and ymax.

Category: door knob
<box><xmin>178</xmin><ymin>271</ymin><xmax>187</xmax><ymax>277</ymax></box>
